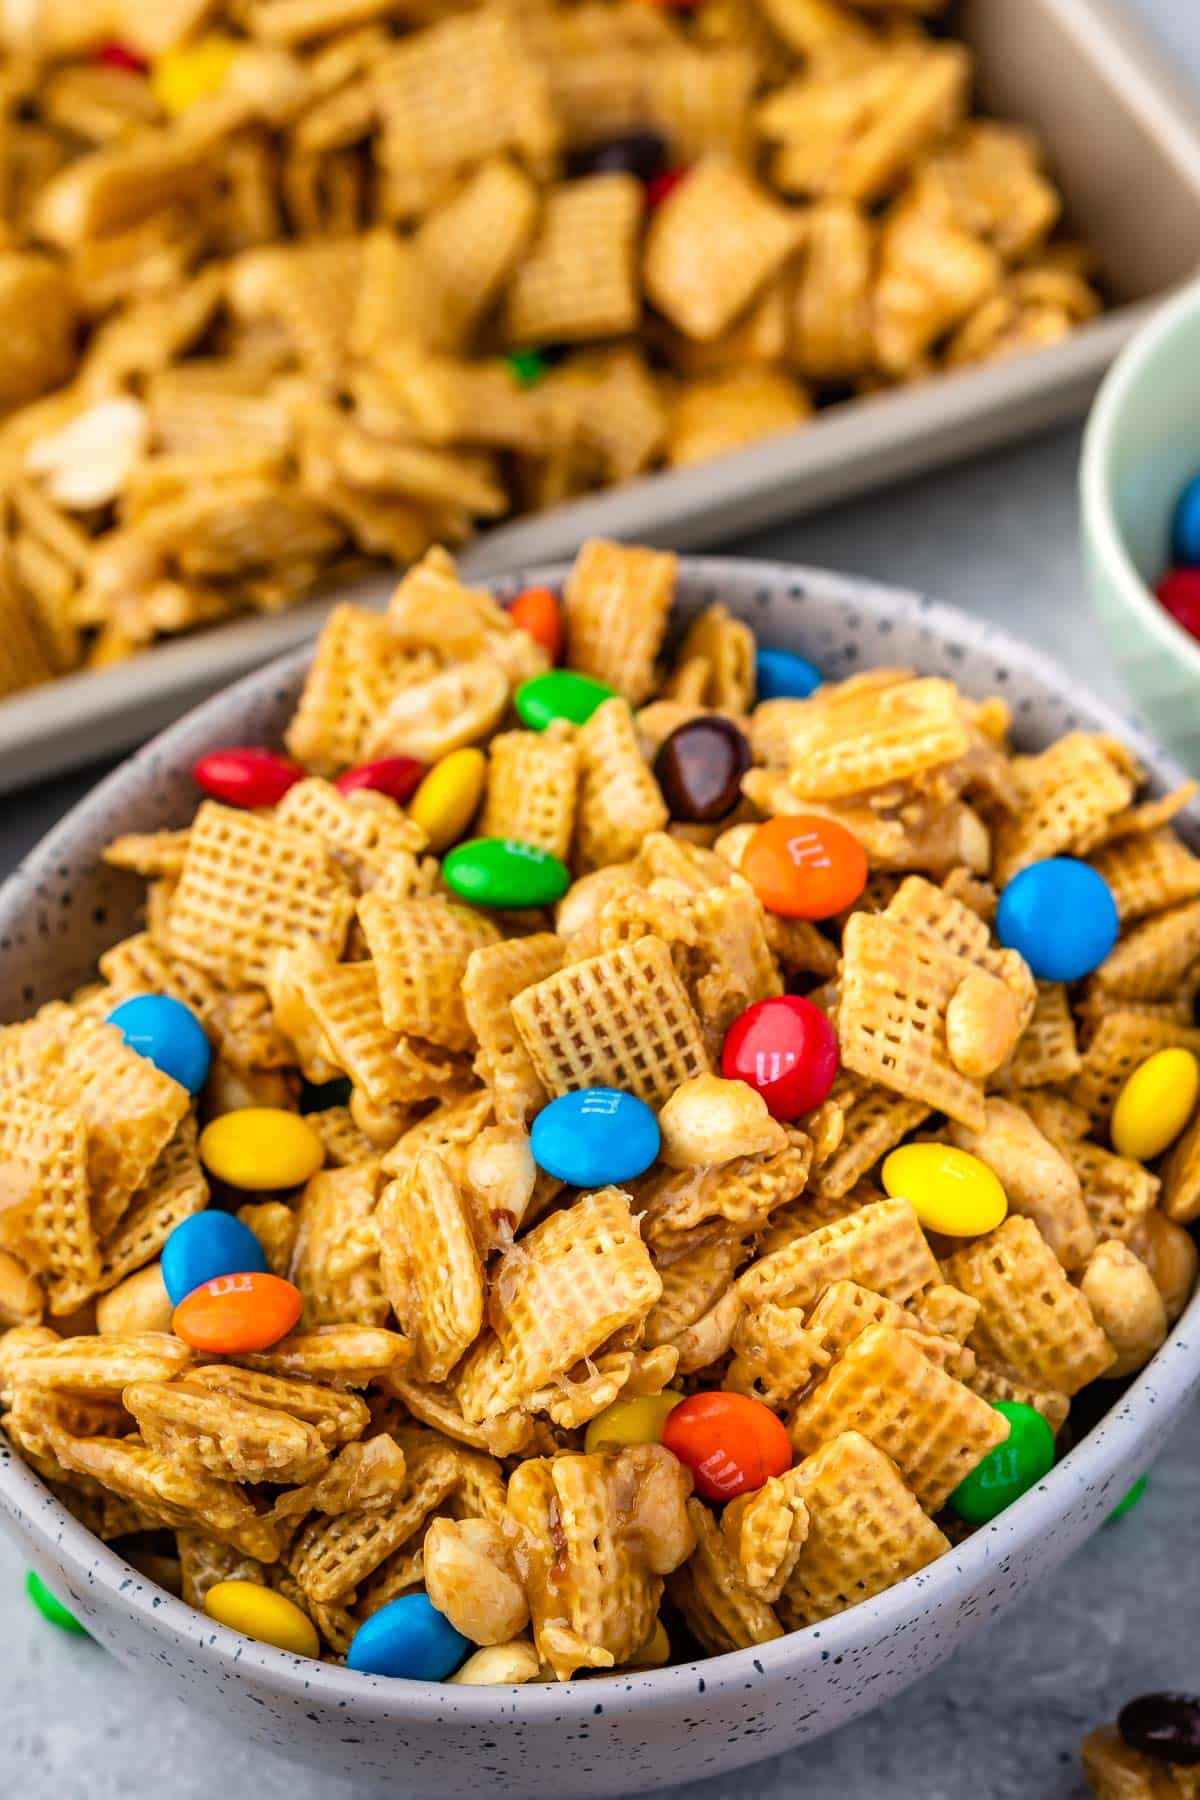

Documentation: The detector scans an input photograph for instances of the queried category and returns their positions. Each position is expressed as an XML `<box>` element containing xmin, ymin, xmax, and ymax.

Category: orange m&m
<box><xmin>661</xmin><ymin>1391</ymin><xmax>791</xmax><ymax>1501</ymax></box>
<box><xmin>173</xmin><ymin>1271</ymin><xmax>301</xmax><ymax>1354</ymax></box>
<box><xmin>509</xmin><ymin>587</ymin><xmax>563</xmax><ymax>663</ymax></box>
<box><xmin>742</xmin><ymin>814</ymin><xmax>867</xmax><ymax>920</ymax></box>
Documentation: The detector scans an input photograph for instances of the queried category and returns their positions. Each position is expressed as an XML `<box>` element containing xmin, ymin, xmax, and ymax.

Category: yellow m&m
<box><xmin>882</xmin><ymin>1143</ymin><xmax>1007</xmax><ymax>1237</ymax></box>
<box><xmin>152</xmin><ymin>37</ymin><xmax>240</xmax><ymax>115</ymax></box>
<box><xmin>584</xmin><ymin>1390</ymin><xmax>682</xmax><ymax>1455</ymax></box>
<box><xmin>1111</xmin><ymin>1048</ymin><xmax>1200</xmax><ymax>1162</ymax></box>
<box><xmin>198</xmin><ymin>1107</ymin><xmax>324</xmax><ymax>1191</ymax></box>
<box><xmin>204</xmin><ymin>1580</ymin><xmax>320</xmax><ymax>1659</ymax></box>
<box><xmin>409</xmin><ymin>747</ymin><xmax>486</xmax><ymax>853</ymax></box>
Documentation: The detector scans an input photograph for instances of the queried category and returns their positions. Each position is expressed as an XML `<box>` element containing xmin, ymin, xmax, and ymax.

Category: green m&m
<box><xmin>516</xmin><ymin>670</ymin><xmax>617</xmax><ymax>731</ymax></box>
<box><xmin>443</xmin><ymin>837</ymin><xmax>570</xmax><ymax>909</ymax></box>
<box><xmin>1109</xmin><ymin>1475</ymin><xmax>1148</xmax><ymax>1523</ymax></box>
<box><xmin>26</xmin><ymin>1570</ymin><xmax>88</xmax><ymax>1636</ymax></box>
<box><xmin>949</xmin><ymin>1400</ymin><xmax>1056</xmax><ymax>1524</ymax></box>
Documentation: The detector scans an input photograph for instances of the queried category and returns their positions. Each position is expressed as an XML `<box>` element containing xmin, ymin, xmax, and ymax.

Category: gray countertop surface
<box><xmin>3</xmin><ymin>3</ymin><xmax>1200</xmax><ymax>1794</ymax></box>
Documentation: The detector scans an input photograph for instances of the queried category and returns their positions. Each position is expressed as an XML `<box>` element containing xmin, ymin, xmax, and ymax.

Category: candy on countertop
<box><xmin>161</xmin><ymin>1211</ymin><xmax>270</xmax><ymax>1307</ymax></box>
<box><xmin>508</xmin><ymin>586</ymin><xmax>563</xmax><ymax>662</ymax></box>
<box><xmin>408</xmin><ymin>747</ymin><xmax>486</xmax><ymax>853</ymax></box>
<box><xmin>1111</xmin><ymin>1048</ymin><xmax>1200</xmax><ymax>1162</ymax></box>
<box><xmin>192</xmin><ymin>747</ymin><xmax>303</xmax><ymax>809</ymax></box>
<box><xmin>199</xmin><ymin>1108</ymin><xmax>324</xmax><ymax>1191</ymax></box>
<box><xmin>948</xmin><ymin>1400</ymin><xmax>1050</xmax><ymax>1524</ymax></box>
<box><xmin>345</xmin><ymin>1592</ymin><xmax>470</xmax><ymax>1681</ymax></box>
<box><xmin>1172</xmin><ymin>470</ymin><xmax>1200</xmax><ymax>568</ymax></box>
<box><xmin>298</xmin><ymin>1074</ymin><xmax>353</xmax><ymax>1114</ymax></box>
<box><xmin>204</xmin><ymin>1580</ymin><xmax>320</xmax><ymax>1659</ymax></box>
<box><xmin>1118</xmin><ymin>1694</ymin><xmax>1200</xmax><ymax>1767</ymax></box>
<box><xmin>995</xmin><ymin>856</ymin><xmax>1119</xmax><ymax>981</ymax></box>
<box><xmin>585</xmin><ymin>1390</ymin><xmax>682</xmax><ymax>1455</ymax></box>
<box><xmin>334</xmin><ymin>756</ymin><xmax>425</xmax><ymax>802</ymax></box>
<box><xmin>653</xmin><ymin>717</ymin><xmax>752</xmax><ymax>823</ymax></box>
<box><xmin>152</xmin><ymin>35</ymin><xmax>241</xmax><ymax>115</ymax></box>
<box><xmin>742</xmin><ymin>814</ymin><xmax>868</xmax><ymax>920</ymax></box>
<box><xmin>661</xmin><ymin>1390</ymin><xmax>792</xmax><ymax>1502</ymax></box>
<box><xmin>531</xmin><ymin>1088</ymin><xmax>661</xmax><ymax>1188</ymax></box>
<box><xmin>1108</xmin><ymin>1474</ymin><xmax>1148</xmax><ymax>1523</ymax></box>
<box><xmin>442</xmin><ymin>837</ymin><xmax>571</xmax><ymax>910</ymax></box>
<box><xmin>172</xmin><ymin>1270</ymin><xmax>302</xmax><ymax>1354</ymax></box>
<box><xmin>105</xmin><ymin>993</ymin><xmax>211</xmax><ymax>1096</ymax></box>
<box><xmin>26</xmin><ymin>1570</ymin><xmax>88</xmax><ymax>1636</ymax></box>
<box><xmin>515</xmin><ymin>669</ymin><xmax>618</xmax><ymax>731</ymax></box>
<box><xmin>1155</xmin><ymin>568</ymin><xmax>1200</xmax><ymax>641</ymax></box>
<box><xmin>754</xmin><ymin>646</ymin><xmax>823</xmax><ymax>702</ymax></box>
<box><xmin>571</xmin><ymin>130</ymin><xmax>667</xmax><ymax>183</ymax></box>
<box><xmin>721</xmin><ymin>994</ymin><xmax>839</xmax><ymax>1121</ymax></box>
<box><xmin>882</xmin><ymin>1143</ymin><xmax>1008</xmax><ymax>1238</ymax></box>
<box><xmin>507</xmin><ymin>349</ymin><xmax>550</xmax><ymax>389</ymax></box>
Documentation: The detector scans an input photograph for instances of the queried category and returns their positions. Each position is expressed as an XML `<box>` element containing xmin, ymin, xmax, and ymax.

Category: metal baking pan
<box><xmin>3</xmin><ymin>0</ymin><xmax>1199</xmax><ymax>794</ymax></box>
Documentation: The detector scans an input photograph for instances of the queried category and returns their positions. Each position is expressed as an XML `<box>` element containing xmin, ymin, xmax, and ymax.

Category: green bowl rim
<box><xmin>1080</xmin><ymin>272</ymin><xmax>1200</xmax><ymax>682</ymax></box>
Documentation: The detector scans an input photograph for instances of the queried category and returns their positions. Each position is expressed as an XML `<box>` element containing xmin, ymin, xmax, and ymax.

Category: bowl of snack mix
<box><xmin>1082</xmin><ymin>275</ymin><xmax>1200</xmax><ymax>771</ymax></box>
<box><xmin>1</xmin><ymin>546</ymin><xmax>1199</xmax><ymax>1798</ymax></box>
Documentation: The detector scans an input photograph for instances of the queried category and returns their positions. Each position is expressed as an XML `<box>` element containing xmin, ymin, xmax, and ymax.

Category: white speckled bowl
<box><xmin>1</xmin><ymin>558</ymin><xmax>1197</xmax><ymax>1799</ymax></box>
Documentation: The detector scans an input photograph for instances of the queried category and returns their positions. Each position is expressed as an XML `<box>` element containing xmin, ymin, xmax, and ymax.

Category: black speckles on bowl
<box><xmin>1</xmin><ymin>557</ymin><xmax>1199</xmax><ymax>1798</ymax></box>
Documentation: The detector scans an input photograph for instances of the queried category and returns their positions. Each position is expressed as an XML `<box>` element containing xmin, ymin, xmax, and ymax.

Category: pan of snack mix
<box><xmin>1</xmin><ymin>547</ymin><xmax>1199</xmax><ymax>1797</ymax></box>
<box><xmin>0</xmin><ymin>0</ymin><xmax>1199</xmax><ymax>788</ymax></box>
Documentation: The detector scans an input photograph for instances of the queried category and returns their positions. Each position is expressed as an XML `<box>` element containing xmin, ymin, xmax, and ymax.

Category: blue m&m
<box><xmin>346</xmin><ymin>1592</ymin><xmax>469</xmax><ymax>1681</ymax></box>
<box><xmin>996</xmin><ymin>857</ymin><xmax>1119</xmax><ymax>981</ymax></box>
<box><xmin>1173</xmin><ymin>470</ymin><xmax>1200</xmax><ymax>568</ymax></box>
<box><xmin>161</xmin><ymin>1211</ymin><xmax>270</xmax><ymax>1307</ymax></box>
<box><xmin>531</xmin><ymin>1088</ymin><xmax>661</xmax><ymax>1188</ymax></box>
<box><xmin>755</xmin><ymin>646</ymin><xmax>822</xmax><ymax>702</ymax></box>
<box><xmin>106</xmin><ymin>994</ymin><xmax>211</xmax><ymax>1095</ymax></box>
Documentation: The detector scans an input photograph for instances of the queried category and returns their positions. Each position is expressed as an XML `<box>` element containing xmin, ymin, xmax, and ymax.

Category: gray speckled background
<box><xmin>2</xmin><ymin>3</ymin><xmax>1199</xmax><ymax>1794</ymax></box>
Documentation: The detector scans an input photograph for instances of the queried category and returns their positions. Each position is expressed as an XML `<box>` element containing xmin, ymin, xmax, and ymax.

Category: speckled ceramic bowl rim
<box><xmin>2</xmin><ymin>555</ymin><xmax>1198</xmax><ymax>1726</ymax></box>
<box><xmin>1080</xmin><ymin>272</ymin><xmax>1200</xmax><ymax>680</ymax></box>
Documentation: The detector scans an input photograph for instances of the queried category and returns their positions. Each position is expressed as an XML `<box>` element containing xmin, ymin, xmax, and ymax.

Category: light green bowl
<box><xmin>1082</xmin><ymin>276</ymin><xmax>1200</xmax><ymax>772</ymax></box>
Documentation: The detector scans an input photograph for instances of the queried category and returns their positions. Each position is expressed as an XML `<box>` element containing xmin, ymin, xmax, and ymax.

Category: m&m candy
<box><xmin>161</xmin><ymin>1210</ymin><xmax>270</xmax><ymax>1306</ymax></box>
<box><xmin>335</xmin><ymin>756</ymin><xmax>425</xmax><ymax>802</ymax></box>
<box><xmin>948</xmin><ymin>1401</ymin><xmax>1052</xmax><ymax>1524</ymax></box>
<box><xmin>755</xmin><ymin>646</ymin><xmax>823</xmax><ymax>701</ymax></box>
<box><xmin>881</xmin><ymin>1144</ymin><xmax>1007</xmax><ymax>1238</ymax></box>
<box><xmin>205</xmin><ymin>1580</ymin><xmax>320</xmax><ymax>1659</ymax></box>
<box><xmin>662</xmin><ymin>1391</ymin><xmax>791</xmax><ymax>1501</ymax></box>
<box><xmin>173</xmin><ymin>1270</ymin><xmax>302</xmax><ymax>1353</ymax></box>
<box><xmin>193</xmin><ymin>747</ymin><xmax>303</xmax><ymax>808</ymax></box>
<box><xmin>26</xmin><ymin>1570</ymin><xmax>87</xmax><ymax>1636</ymax></box>
<box><xmin>199</xmin><ymin>1108</ymin><xmax>324</xmax><ymax>1191</ymax></box>
<box><xmin>531</xmin><ymin>1088</ymin><xmax>661</xmax><ymax>1188</ymax></box>
<box><xmin>654</xmin><ymin>718</ymin><xmax>752</xmax><ymax>823</ymax></box>
<box><xmin>995</xmin><ymin>857</ymin><xmax>1118</xmax><ymax>981</ymax></box>
<box><xmin>508</xmin><ymin>586</ymin><xmax>563</xmax><ymax>662</ymax></box>
<box><xmin>584</xmin><ymin>1390</ymin><xmax>682</xmax><ymax>1455</ymax></box>
<box><xmin>1118</xmin><ymin>1694</ymin><xmax>1200</xmax><ymax>1767</ymax></box>
<box><xmin>645</xmin><ymin>167</ymin><xmax>688</xmax><ymax>209</ymax></box>
<box><xmin>721</xmin><ymin>995</ymin><xmax>838</xmax><ymax>1120</ymax></box>
<box><xmin>516</xmin><ymin>669</ymin><xmax>617</xmax><ymax>731</ymax></box>
<box><xmin>1109</xmin><ymin>1475</ymin><xmax>1148</xmax><ymax>1523</ymax></box>
<box><xmin>1173</xmin><ymin>470</ymin><xmax>1200</xmax><ymax>567</ymax></box>
<box><xmin>507</xmin><ymin>349</ymin><xmax>549</xmax><ymax>389</ymax></box>
<box><xmin>408</xmin><ymin>747</ymin><xmax>486</xmax><ymax>852</ymax></box>
<box><xmin>106</xmin><ymin>993</ymin><xmax>211</xmax><ymax>1095</ymax></box>
<box><xmin>442</xmin><ymin>837</ymin><xmax>570</xmax><ymax>909</ymax></box>
<box><xmin>152</xmin><ymin>34</ymin><xmax>240</xmax><ymax>114</ymax></box>
<box><xmin>346</xmin><ymin>1592</ymin><xmax>470</xmax><ymax>1681</ymax></box>
<box><xmin>97</xmin><ymin>41</ymin><xmax>148</xmax><ymax>73</ymax></box>
<box><xmin>1156</xmin><ymin>568</ymin><xmax>1200</xmax><ymax>642</ymax></box>
<box><xmin>741</xmin><ymin>814</ymin><xmax>868</xmax><ymax>919</ymax></box>
<box><xmin>1110</xmin><ymin>1048</ymin><xmax>1200</xmax><ymax>1162</ymax></box>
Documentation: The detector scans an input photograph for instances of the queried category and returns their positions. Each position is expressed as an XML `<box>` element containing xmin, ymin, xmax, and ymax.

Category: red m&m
<box><xmin>173</xmin><ymin>1271</ymin><xmax>301</xmax><ymax>1354</ymax></box>
<box><xmin>742</xmin><ymin>814</ymin><xmax>867</xmax><ymax>920</ymax></box>
<box><xmin>335</xmin><ymin>756</ymin><xmax>425</xmax><ymax>802</ymax></box>
<box><xmin>662</xmin><ymin>1391</ymin><xmax>791</xmax><ymax>1501</ymax></box>
<box><xmin>193</xmin><ymin>748</ymin><xmax>303</xmax><ymax>809</ymax></box>
<box><xmin>722</xmin><ymin>994</ymin><xmax>838</xmax><ymax>1121</ymax></box>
